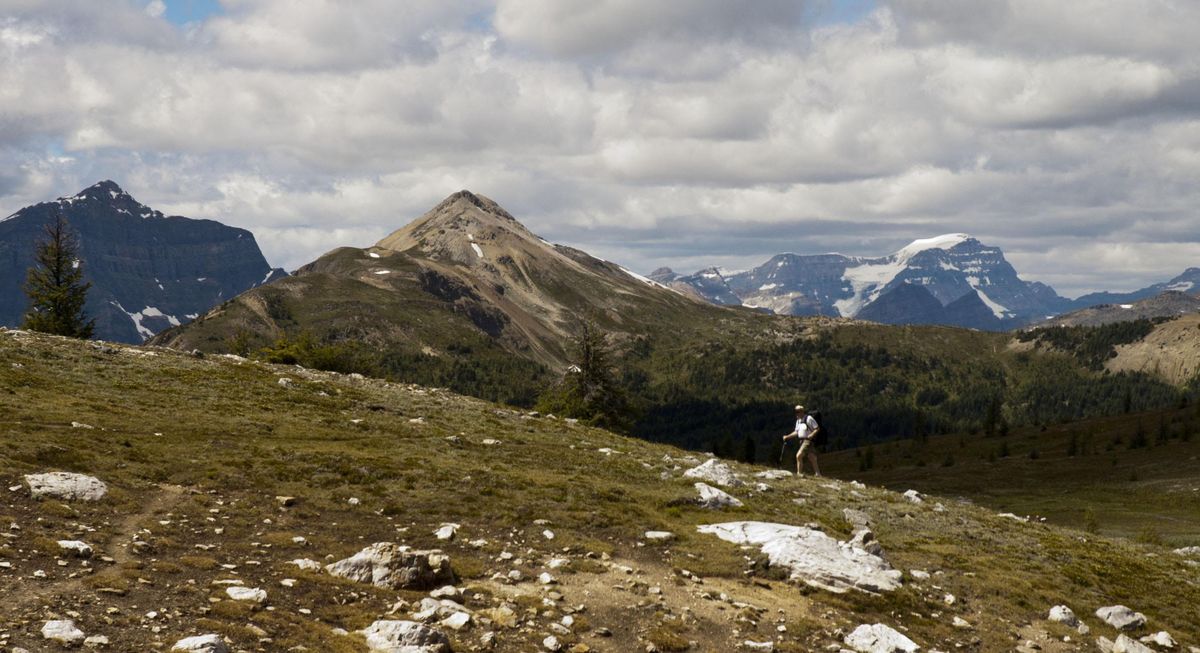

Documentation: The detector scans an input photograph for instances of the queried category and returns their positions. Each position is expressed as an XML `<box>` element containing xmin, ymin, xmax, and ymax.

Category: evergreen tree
<box><xmin>742</xmin><ymin>434</ymin><xmax>757</xmax><ymax>464</ymax></box>
<box><xmin>537</xmin><ymin>320</ymin><xmax>631</xmax><ymax>431</ymax></box>
<box><xmin>22</xmin><ymin>215</ymin><xmax>94</xmax><ymax>339</ymax></box>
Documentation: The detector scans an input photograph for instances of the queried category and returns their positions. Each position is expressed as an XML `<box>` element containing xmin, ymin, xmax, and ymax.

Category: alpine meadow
<box><xmin>3</xmin><ymin>2</ymin><xmax>1200</xmax><ymax>653</ymax></box>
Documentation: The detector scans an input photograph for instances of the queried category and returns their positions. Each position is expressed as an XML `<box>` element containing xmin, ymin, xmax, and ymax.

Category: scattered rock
<box><xmin>1048</xmin><ymin>605</ymin><xmax>1079</xmax><ymax>627</ymax></box>
<box><xmin>902</xmin><ymin>490</ymin><xmax>923</xmax><ymax>504</ymax></box>
<box><xmin>844</xmin><ymin>623</ymin><xmax>920</xmax><ymax>652</ymax></box>
<box><xmin>42</xmin><ymin>620</ymin><xmax>86</xmax><ymax>646</ymax></box>
<box><xmin>25</xmin><ymin>472</ymin><xmax>108</xmax><ymax>501</ymax></box>
<box><xmin>358</xmin><ymin>620</ymin><xmax>452</xmax><ymax>653</ymax></box>
<box><xmin>278</xmin><ymin>377</ymin><xmax>294</xmax><ymax>387</ymax></box>
<box><xmin>543</xmin><ymin>635</ymin><xmax>562</xmax><ymax>651</ymax></box>
<box><xmin>434</xmin><ymin>523</ymin><xmax>459</xmax><ymax>541</ymax></box>
<box><xmin>644</xmin><ymin>531</ymin><xmax>676</xmax><ymax>542</ymax></box>
<box><xmin>326</xmin><ymin>543</ymin><xmax>454</xmax><ymax>590</ymax></box>
<box><xmin>849</xmin><ymin>528</ymin><xmax>883</xmax><ymax>556</ymax></box>
<box><xmin>441</xmin><ymin>611</ymin><xmax>471</xmax><ymax>631</ymax></box>
<box><xmin>683</xmin><ymin>459</ymin><xmax>745</xmax><ymax>487</ymax></box>
<box><xmin>743</xmin><ymin>640</ymin><xmax>774</xmax><ymax>651</ymax></box>
<box><xmin>429</xmin><ymin>585</ymin><xmax>461</xmax><ymax>600</ymax></box>
<box><xmin>171</xmin><ymin>634</ymin><xmax>231</xmax><ymax>653</ymax></box>
<box><xmin>289</xmin><ymin>558</ymin><xmax>322</xmax><ymax>571</ymax></box>
<box><xmin>84</xmin><ymin>634</ymin><xmax>110</xmax><ymax>647</ymax></box>
<box><xmin>952</xmin><ymin>616</ymin><xmax>971</xmax><ymax>629</ymax></box>
<box><xmin>695</xmin><ymin>482</ymin><xmax>743</xmax><ymax>509</ymax></box>
<box><xmin>275</xmin><ymin>496</ymin><xmax>296</xmax><ymax>507</ymax></box>
<box><xmin>1096</xmin><ymin>605</ymin><xmax>1147</xmax><ymax>631</ymax></box>
<box><xmin>225</xmin><ymin>586</ymin><xmax>267</xmax><ymax>603</ymax></box>
<box><xmin>1173</xmin><ymin>546</ymin><xmax>1200</xmax><ymax>558</ymax></box>
<box><xmin>754</xmin><ymin>470</ymin><xmax>792</xmax><ymax>480</ymax></box>
<box><xmin>697</xmin><ymin>521</ymin><xmax>902</xmax><ymax>593</ymax></box>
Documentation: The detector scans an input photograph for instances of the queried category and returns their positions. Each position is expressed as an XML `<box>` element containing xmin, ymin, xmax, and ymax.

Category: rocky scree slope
<box><xmin>2</xmin><ymin>328</ymin><xmax>1199</xmax><ymax>652</ymax></box>
<box><xmin>0</xmin><ymin>181</ymin><xmax>286</xmax><ymax>343</ymax></box>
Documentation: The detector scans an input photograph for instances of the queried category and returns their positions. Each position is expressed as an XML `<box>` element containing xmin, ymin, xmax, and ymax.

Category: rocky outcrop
<box><xmin>844</xmin><ymin>623</ymin><xmax>920</xmax><ymax>652</ymax></box>
<box><xmin>326</xmin><ymin>543</ymin><xmax>454</xmax><ymax>590</ymax></box>
<box><xmin>25</xmin><ymin>472</ymin><xmax>108</xmax><ymax>501</ymax></box>
<box><xmin>1048</xmin><ymin>605</ymin><xmax>1078</xmax><ymax>627</ymax></box>
<box><xmin>358</xmin><ymin>620</ymin><xmax>452</xmax><ymax>653</ymax></box>
<box><xmin>697</xmin><ymin>521</ymin><xmax>902</xmax><ymax>593</ymax></box>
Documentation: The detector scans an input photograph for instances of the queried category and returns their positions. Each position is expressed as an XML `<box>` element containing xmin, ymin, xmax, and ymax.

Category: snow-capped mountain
<box><xmin>1069</xmin><ymin>267</ymin><xmax>1200</xmax><ymax>309</ymax></box>
<box><xmin>673</xmin><ymin>234</ymin><xmax>1071</xmax><ymax>328</ymax></box>
<box><xmin>0</xmin><ymin>181</ymin><xmax>286</xmax><ymax>343</ymax></box>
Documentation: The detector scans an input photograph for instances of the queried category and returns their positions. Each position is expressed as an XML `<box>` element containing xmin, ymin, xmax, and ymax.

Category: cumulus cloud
<box><xmin>0</xmin><ymin>0</ymin><xmax>1197</xmax><ymax>298</ymax></box>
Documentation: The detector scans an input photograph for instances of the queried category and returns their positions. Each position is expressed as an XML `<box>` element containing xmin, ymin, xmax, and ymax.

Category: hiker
<box><xmin>783</xmin><ymin>404</ymin><xmax>821</xmax><ymax>477</ymax></box>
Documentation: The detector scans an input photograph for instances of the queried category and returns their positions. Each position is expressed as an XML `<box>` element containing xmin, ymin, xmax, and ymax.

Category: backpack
<box><xmin>809</xmin><ymin>410</ymin><xmax>829</xmax><ymax>447</ymax></box>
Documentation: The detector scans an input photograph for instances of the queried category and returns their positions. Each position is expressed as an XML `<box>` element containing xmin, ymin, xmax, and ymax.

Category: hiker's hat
<box><xmin>794</xmin><ymin>404</ymin><xmax>805</xmax><ymax>412</ymax></box>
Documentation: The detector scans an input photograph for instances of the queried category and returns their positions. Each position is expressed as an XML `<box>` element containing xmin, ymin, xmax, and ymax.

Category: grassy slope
<box><xmin>2</xmin><ymin>329</ymin><xmax>1199</xmax><ymax>651</ymax></box>
<box><xmin>822</xmin><ymin>406</ymin><xmax>1200</xmax><ymax>544</ymax></box>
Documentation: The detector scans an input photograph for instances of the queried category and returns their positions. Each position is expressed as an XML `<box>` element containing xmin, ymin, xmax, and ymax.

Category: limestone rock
<box><xmin>902</xmin><ymin>489</ymin><xmax>923</xmax><ymax>504</ymax></box>
<box><xmin>358</xmin><ymin>620</ymin><xmax>452</xmax><ymax>653</ymax></box>
<box><xmin>1173</xmin><ymin>546</ymin><xmax>1200</xmax><ymax>558</ymax></box>
<box><xmin>644</xmin><ymin>531</ymin><xmax>676</xmax><ymax>542</ymax></box>
<box><xmin>289</xmin><ymin>558</ymin><xmax>323</xmax><ymax>571</ymax></box>
<box><xmin>849</xmin><ymin>528</ymin><xmax>883</xmax><ymax>556</ymax></box>
<box><xmin>1048</xmin><ymin>605</ymin><xmax>1079</xmax><ymax>627</ymax></box>
<box><xmin>844</xmin><ymin>623</ymin><xmax>920</xmax><ymax>652</ymax></box>
<box><xmin>225</xmin><ymin>586</ymin><xmax>267</xmax><ymax>603</ymax></box>
<box><xmin>683</xmin><ymin>459</ymin><xmax>745</xmax><ymax>487</ymax></box>
<box><xmin>434</xmin><ymin>523</ymin><xmax>459</xmax><ymax>541</ymax></box>
<box><xmin>695</xmin><ymin>482</ymin><xmax>743</xmax><ymax>509</ymax></box>
<box><xmin>84</xmin><ymin>635</ymin><xmax>110</xmax><ymax>647</ymax></box>
<box><xmin>25</xmin><ymin>472</ymin><xmax>108</xmax><ymax>501</ymax></box>
<box><xmin>1096</xmin><ymin>605</ymin><xmax>1146</xmax><ymax>631</ymax></box>
<box><xmin>1113</xmin><ymin>634</ymin><xmax>1155</xmax><ymax>653</ymax></box>
<box><xmin>326</xmin><ymin>542</ymin><xmax>454</xmax><ymax>590</ymax></box>
<box><xmin>697</xmin><ymin>521</ymin><xmax>903</xmax><ymax>593</ymax></box>
<box><xmin>843</xmin><ymin>508</ymin><xmax>872</xmax><ymax>530</ymax></box>
<box><xmin>42</xmin><ymin>620</ymin><xmax>86</xmax><ymax>645</ymax></box>
<box><xmin>58</xmin><ymin>540</ymin><xmax>94</xmax><ymax>558</ymax></box>
<box><xmin>754</xmin><ymin>470</ymin><xmax>793</xmax><ymax>480</ymax></box>
<box><xmin>171</xmin><ymin>634</ymin><xmax>231</xmax><ymax>653</ymax></box>
<box><xmin>1140</xmin><ymin>632</ymin><xmax>1176</xmax><ymax>648</ymax></box>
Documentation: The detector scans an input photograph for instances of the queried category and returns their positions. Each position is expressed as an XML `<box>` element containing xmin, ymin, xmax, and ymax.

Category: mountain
<box><xmin>0</xmin><ymin>181</ymin><xmax>285</xmax><ymax>343</ymax></box>
<box><xmin>1036</xmin><ymin>290</ymin><xmax>1200</xmax><ymax>328</ymax></box>
<box><xmin>669</xmin><ymin>234</ymin><xmax>1071</xmax><ymax>328</ymax></box>
<box><xmin>1070</xmin><ymin>268</ymin><xmax>1200</xmax><ymax>308</ymax></box>
<box><xmin>152</xmin><ymin>190</ymin><xmax>738</xmax><ymax>404</ymax></box>
<box><xmin>648</xmin><ymin>266</ymin><xmax>741</xmax><ymax>305</ymax></box>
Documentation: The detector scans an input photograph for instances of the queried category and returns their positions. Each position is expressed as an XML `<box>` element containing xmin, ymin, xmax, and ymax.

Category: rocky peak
<box><xmin>375</xmin><ymin>190</ymin><xmax>544</xmax><ymax>256</ymax></box>
<box><xmin>51</xmin><ymin>181</ymin><xmax>162</xmax><ymax>220</ymax></box>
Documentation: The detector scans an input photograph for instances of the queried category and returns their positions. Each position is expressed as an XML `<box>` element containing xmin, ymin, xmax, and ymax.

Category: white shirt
<box><xmin>795</xmin><ymin>415</ymin><xmax>818</xmax><ymax>440</ymax></box>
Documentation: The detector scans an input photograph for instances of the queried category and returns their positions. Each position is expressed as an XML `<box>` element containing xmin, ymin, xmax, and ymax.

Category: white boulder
<box><xmin>42</xmin><ymin>620</ymin><xmax>85</xmax><ymax>645</ymax></box>
<box><xmin>171</xmin><ymin>634</ymin><xmax>231</xmax><ymax>653</ymax></box>
<box><xmin>25</xmin><ymin>472</ymin><xmax>107</xmax><ymax>501</ymax></box>
<box><xmin>1173</xmin><ymin>546</ymin><xmax>1200</xmax><ymax>558</ymax></box>
<box><xmin>697</xmin><ymin>521</ymin><xmax>902</xmax><ymax>593</ymax></box>
<box><xmin>644</xmin><ymin>531</ymin><xmax>676</xmax><ymax>542</ymax></box>
<box><xmin>683</xmin><ymin>459</ymin><xmax>745</xmax><ymax>487</ymax></box>
<box><xmin>1048</xmin><ymin>605</ymin><xmax>1078</xmax><ymax>627</ymax></box>
<box><xmin>289</xmin><ymin>558</ymin><xmax>322</xmax><ymax>571</ymax></box>
<box><xmin>358</xmin><ymin>620</ymin><xmax>451</xmax><ymax>653</ymax></box>
<box><xmin>57</xmin><ymin>540</ymin><xmax>94</xmax><ymax>558</ymax></box>
<box><xmin>754</xmin><ymin>470</ymin><xmax>793</xmax><ymax>480</ymax></box>
<box><xmin>1140</xmin><ymin>632</ymin><xmax>1176</xmax><ymax>648</ymax></box>
<box><xmin>844</xmin><ymin>623</ymin><xmax>920</xmax><ymax>652</ymax></box>
<box><xmin>434</xmin><ymin>523</ymin><xmax>459</xmax><ymax>541</ymax></box>
<box><xmin>1096</xmin><ymin>605</ymin><xmax>1146</xmax><ymax>631</ymax></box>
<box><xmin>225</xmin><ymin>586</ymin><xmax>267</xmax><ymax>603</ymax></box>
<box><xmin>326</xmin><ymin>543</ymin><xmax>453</xmax><ymax>590</ymax></box>
<box><xmin>1113</xmin><ymin>635</ymin><xmax>1155</xmax><ymax>653</ymax></box>
<box><xmin>902</xmin><ymin>490</ymin><xmax>923</xmax><ymax>504</ymax></box>
<box><xmin>695</xmin><ymin>482</ymin><xmax>743</xmax><ymax>509</ymax></box>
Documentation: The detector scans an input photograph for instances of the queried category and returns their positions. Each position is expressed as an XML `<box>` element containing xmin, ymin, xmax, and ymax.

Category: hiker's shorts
<box><xmin>797</xmin><ymin>439</ymin><xmax>815</xmax><ymax>457</ymax></box>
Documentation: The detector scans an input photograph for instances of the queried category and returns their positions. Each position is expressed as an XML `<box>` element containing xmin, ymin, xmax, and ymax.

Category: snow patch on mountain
<box><xmin>834</xmin><ymin>234</ymin><xmax>971</xmax><ymax>317</ymax></box>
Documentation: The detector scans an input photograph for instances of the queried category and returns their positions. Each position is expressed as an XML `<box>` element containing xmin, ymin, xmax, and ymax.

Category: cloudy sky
<box><xmin>2</xmin><ymin>0</ymin><xmax>1199</xmax><ymax>297</ymax></box>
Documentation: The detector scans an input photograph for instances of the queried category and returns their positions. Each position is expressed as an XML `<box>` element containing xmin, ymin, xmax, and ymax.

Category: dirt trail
<box><xmin>13</xmin><ymin>483</ymin><xmax>187</xmax><ymax>615</ymax></box>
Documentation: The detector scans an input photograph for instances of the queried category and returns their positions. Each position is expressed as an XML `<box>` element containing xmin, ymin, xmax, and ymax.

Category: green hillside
<box><xmin>2</xmin><ymin>328</ymin><xmax>1198</xmax><ymax>651</ymax></box>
